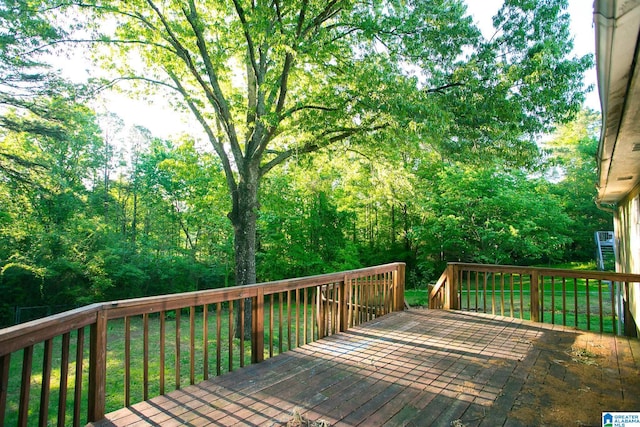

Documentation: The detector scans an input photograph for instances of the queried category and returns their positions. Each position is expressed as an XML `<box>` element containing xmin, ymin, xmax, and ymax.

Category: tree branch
<box><xmin>181</xmin><ymin>0</ymin><xmax>244</xmax><ymax>169</ymax></box>
<box><xmin>259</xmin><ymin>123</ymin><xmax>388</xmax><ymax>176</ymax></box>
<box><xmin>232</xmin><ymin>0</ymin><xmax>260</xmax><ymax>84</ymax></box>
<box><xmin>425</xmin><ymin>82</ymin><xmax>465</xmax><ymax>94</ymax></box>
<box><xmin>165</xmin><ymin>69</ymin><xmax>238</xmax><ymax>197</ymax></box>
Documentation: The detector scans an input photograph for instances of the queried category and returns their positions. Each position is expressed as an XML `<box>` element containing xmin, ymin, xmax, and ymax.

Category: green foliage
<box><xmin>0</xmin><ymin>0</ymin><xmax>602</xmax><ymax>327</ymax></box>
<box><xmin>544</xmin><ymin>110</ymin><xmax>612</xmax><ymax>260</ymax></box>
<box><xmin>410</xmin><ymin>162</ymin><xmax>573</xmax><ymax>279</ymax></box>
<box><xmin>258</xmin><ymin>174</ymin><xmax>361</xmax><ymax>281</ymax></box>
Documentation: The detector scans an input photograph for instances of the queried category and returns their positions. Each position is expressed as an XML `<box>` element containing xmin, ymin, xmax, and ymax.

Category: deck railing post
<box><xmin>444</xmin><ymin>264</ymin><xmax>457</xmax><ymax>310</ymax></box>
<box><xmin>88</xmin><ymin>309</ymin><xmax>107</xmax><ymax>422</ymax></box>
<box><xmin>530</xmin><ymin>270</ymin><xmax>540</xmax><ymax>322</ymax></box>
<box><xmin>339</xmin><ymin>277</ymin><xmax>349</xmax><ymax>332</ymax></box>
<box><xmin>316</xmin><ymin>286</ymin><xmax>325</xmax><ymax>339</ymax></box>
<box><xmin>451</xmin><ymin>264</ymin><xmax>460</xmax><ymax>310</ymax></box>
<box><xmin>251</xmin><ymin>288</ymin><xmax>265</xmax><ymax>363</ymax></box>
<box><xmin>394</xmin><ymin>263</ymin><xmax>406</xmax><ymax>311</ymax></box>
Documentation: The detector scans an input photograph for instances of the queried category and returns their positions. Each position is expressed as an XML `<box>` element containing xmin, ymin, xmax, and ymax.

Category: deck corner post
<box><xmin>88</xmin><ymin>309</ymin><xmax>107</xmax><ymax>422</ymax></box>
<box><xmin>530</xmin><ymin>270</ymin><xmax>540</xmax><ymax>322</ymax></box>
<box><xmin>445</xmin><ymin>264</ymin><xmax>457</xmax><ymax>310</ymax></box>
<box><xmin>451</xmin><ymin>264</ymin><xmax>460</xmax><ymax>310</ymax></box>
<box><xmin>251</xmin><ymin>288</ymin><xmax>265</xmax><ymax>363</ymax></box>
<box><xmin>394</xmin><ymin>263</ymin><xmax>406</xmax><ymax>311</ymax></box>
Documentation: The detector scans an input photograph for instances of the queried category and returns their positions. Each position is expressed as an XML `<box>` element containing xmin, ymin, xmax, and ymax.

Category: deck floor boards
<box><xmin>93</xmin><ymin>309</ymin><xmax>640</xmax><ymax>427</ymax></box>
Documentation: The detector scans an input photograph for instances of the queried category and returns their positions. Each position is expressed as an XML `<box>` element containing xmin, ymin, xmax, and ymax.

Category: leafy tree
<box><xmin>545</xmin><ymin>109</ymin><xmax>612</xmax><ymax>260</ymax></box>
<box><xmin>13</xmin><ymin>0</ymin><xmax>590</xmax><ymax>334</ymax></box>
<box><xmin>410</xmin><ymin>162</ymin><xmax>574</xmax><ymax>281</ymax></box>
<box><xmin>258</xmin><ymin>173</ymin><xmax>360</xmax><ymax>281</ymax></box>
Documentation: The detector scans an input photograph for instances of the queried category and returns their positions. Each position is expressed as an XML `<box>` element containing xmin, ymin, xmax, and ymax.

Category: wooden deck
<box><xmin>92</xmin><ymin>309</ymin><xmax>640</xmax><ymax>427</ymax></box>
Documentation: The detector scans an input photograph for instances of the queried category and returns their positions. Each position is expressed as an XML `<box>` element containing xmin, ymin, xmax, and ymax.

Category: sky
<box><xmin>66</xmin><ymin>0</ymin><xmax>600</xmax><ymax>140</ymax></box>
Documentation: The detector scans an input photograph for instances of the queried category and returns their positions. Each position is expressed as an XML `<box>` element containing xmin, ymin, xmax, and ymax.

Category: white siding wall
<box><xmin>615</xmin><ymin>184</ymin><xmax>640</xmax><ymax>336</ymax></box>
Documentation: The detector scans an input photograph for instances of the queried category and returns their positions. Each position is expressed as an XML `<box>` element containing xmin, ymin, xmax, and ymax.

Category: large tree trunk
<box><xmin>229</xmin><ymin>167</ymin><xmax>259</xmax><ymax>339</ymax></box>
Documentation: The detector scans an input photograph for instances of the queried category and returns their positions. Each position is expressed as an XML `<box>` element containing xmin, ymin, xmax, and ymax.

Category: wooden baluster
<box><xmin>228</xmin><ymin>301</ymin><xmax>233</xmax><ymax>372</ymax></box>
<box><xmin>491</xmin><ymin>273</ymin><xmax>496</xmax><ymax>315</ymax></box>
<box><xmin>287</xmin><ymin>290</ymin><xmax>292</xmax><ymax>350</ymax></box>
<box><xmin>466</xmin><ymin>271</ymin><xmax>471</xmax><ymax>311</ymax></box>
<box><xmin>124</xmin><ymin>316</ymin><xmax>131</xmax><ymax>406</ymax></box>
<box><xmin>384</xmin><ymin>272</ymin><xmax>390</xmax><ymax>314</ymax></box>
<box><xmin>0</xmin><ymin>354</ymin><xmax>10</xmax><ymax>426</ymax></box>
<box><xmin>311</xmin><ymin>288</ymin><xmax>316</xmax><ymax>341</ymax></box>
<box><xmin>598</xmin><ymin>279</ymin><xmax>604</xmax><ymax>333</ymax></box>
<box><xmin>203</xmin><ymin>304</ymin><xmax>209</xmax><ymax>380</ymax></box>
<box><xmin>269</xmin><ymin>294</ymin><xmax>274</xmax><ymax>358</ymax></box>
<box><xmin>216</xmin><ymin>303</ymin><xmax>222</xmax><ymax>376</ymax></box>
<box><xmin>519</xmin><ymin>275</ymin><xmax>524</xmax><ymax>319</ymax></box>
<box><xmin>482</xmin><ymin>272</ymin><xmax>488</xmax><ymax>313</ymax></box>
<box><xmin>500</xmin><ymin>273</ymin><xmax>505</xmax><ymax>317</ymax></box>
<box><xmin>540</xmin><ymin>275</ymin><xmax>545</xmax><ymax>322</ymax></box>
<box><xmin>251</xmin><ymin>288</ymin><xmax>264</xmax><ymax>364</ymax></box>
<box><xmin>295</xmin><ymin>288</ymin><xmax>300</xmax><ymax>348</ymax></box>
<box><xmin>573</xmin><ymin>278</ymin><xmax>578</xmax><ymax>328</ymax></box>
<box><xmin>354</xmin><ymin>281</ymin><xmax>360</xmax><ymax>325</ymax></box>
<box><xmin>304</xmin><ymin>288</ymin><xmax>309</xmax><ymax>343</ymax></box>
<box><xmin>316</xmin><ymin>286</ymin><xmax>324</xmax><ymax>339</ymax></box>
<box><xmin>57</xmin><ymin>333</ymin><xmax>70</xmax><ymax>427</ymax></box>
<box><xmin>509</xmin><ymin>274</ymin><xmax>514</xmax><ymax>318</ymax></box>
<box><xmin>278</xmin><ymin>293</ymin><xmax>284</xmax><ymax>354</ymax></box>
<box><xmin>240</xmin><ymin>299</ymin><xmax>245</xmax><ymax>367</ymax></box>
<box><xmin>73</xmin><ymin>328</ymin><xmax>84</xmax><ymax>427</ymax></box>
<box><xmin>475</xmin><ymin>271</ymin><xmax>480</xmax><ymax>313</ymax></box>
<box><xmin>39</xmin><ymin>339</ymin><xmax>53</xmax><ymax>427</ymax></box>
<box><xmin>159</xmin><ymin>311</ymin><xmax>165</xmax><ymax>395</ymax></box>
<box><xmin>338</xmin><ymin>280</ymin><xmax>345</xmax><ymax>332</ymax></box>
<box><xmin>19</xmin><ymin>346</ymin><xmax>34</xmax><ymax>427</ymax></box>
<box><xmin>364</xmin><ymin>278</ymin><xmax>370</xmax><ymax>321</ymax></box>
<box><xmin>551</xmin><ymin>276</ymin><xmax>555</xmax><ymax>324</ymax></box>
<box><xmin>144</xmin><ymin>313</ymin><xmax>150</xmax><ymax>397</ymax></box>
<box><xmin>611</xmin><ymin>281</ymin><xmax>618</xmax><ymax>335</ymax></box>
<box><xmin>586</xmin><ymin>279</ymin><xmax>591</xmax><ymax>330</ymax></box>
<box><xmin>562</xmin><ymin>278</ymin><xmax>567</xmax><ymax>326</ymax></box>
<box><xmin>189</xmin><ymin>307</ymin><xmax>195</xmax><ymax>384</ymax></box>
<box><xmin>324</xmin><ymin>285</ymin><xmax>330</xmax><ymax>334</ymax></box>
<box><xmin>175</xmin><ymin>310</ymin><xmax>181</xmax><ymax>389</ymax></box>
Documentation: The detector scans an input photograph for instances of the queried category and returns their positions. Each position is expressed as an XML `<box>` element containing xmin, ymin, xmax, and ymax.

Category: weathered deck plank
<box><xmin>92</xmin><ymin>309</ymin><xmax>640</xmax><ymax>427</ymax></box>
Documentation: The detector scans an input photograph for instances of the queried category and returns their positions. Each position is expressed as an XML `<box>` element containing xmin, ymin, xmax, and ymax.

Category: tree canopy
<box><xmin>0</xmin><ymin>0</ymin><xmax>603</xmax><ymax>328</ymax></box>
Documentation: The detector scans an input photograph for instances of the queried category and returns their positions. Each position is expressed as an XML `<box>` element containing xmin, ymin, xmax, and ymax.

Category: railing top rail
<box><xmin>448</xmin><ymin>262</ymin><xmax>640</xmax><ymax>282</ymax></box>
<box><xmin>0</xmin><ymin>263</ymin><xmax>405</xmax><ymax>357</ymax></box>
<box><xmin>0</xmin><ymin>304</ymin><xmax>102</xmax><ymax>356</ymax></box>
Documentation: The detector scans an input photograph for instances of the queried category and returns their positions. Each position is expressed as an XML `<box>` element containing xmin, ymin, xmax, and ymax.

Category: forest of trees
<box><xmin>0</xmin><ymin>0</ymin><xmax>611</xmax><ymax>327</ymax></box>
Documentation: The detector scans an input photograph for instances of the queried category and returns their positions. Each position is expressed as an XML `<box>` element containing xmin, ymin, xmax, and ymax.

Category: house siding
<box><xmin>614</xmin><ymin>182</ymin><xmax>640</xmax><ymax>336</ymax></box>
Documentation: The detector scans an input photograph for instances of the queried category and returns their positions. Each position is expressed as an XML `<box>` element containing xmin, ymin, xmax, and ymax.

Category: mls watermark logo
<box><xmin>603</xmin><ymin>412</ymin><xmax>640</xmax><ymax>427</ymax></box>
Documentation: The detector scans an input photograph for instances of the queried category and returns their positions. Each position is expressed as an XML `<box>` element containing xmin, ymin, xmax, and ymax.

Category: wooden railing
<box><xmin>0</xmin><ymin>262</ymin><xmax>405</xmax><ymax>426</ymax></box>
<box><xmin>429</xmin><ymin>262</ymin><xmax>638</xmax><ymax>336</ymax></box>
